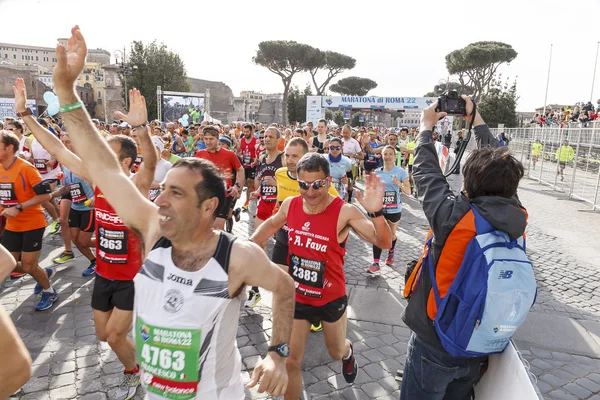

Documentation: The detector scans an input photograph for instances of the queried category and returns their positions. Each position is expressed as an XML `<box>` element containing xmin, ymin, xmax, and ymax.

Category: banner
<box><xmin>0</xmin><ymin>98</ymin><xmax>36</xmax><ymax>120</ymax></box>
<box><xmin>321</xmin><ymin>96</ymin><xmax>436</xmax><ymax>110</ymax></box>
<box><xmin>306</xmin><ymin>96</ymin><xmax>325</xmax><ymax>125</ymax></box>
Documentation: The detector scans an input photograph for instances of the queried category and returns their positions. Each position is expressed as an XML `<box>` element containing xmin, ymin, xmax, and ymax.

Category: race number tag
<box><xmin>69</xmin><ymin>183</ymin><xmax>87</xmax><ymax>204</ymax></box>
<box><xmin>242</xmin><ymin>150</ymin><xmax>251</xmax><ymax>166</ymax></box>
<box><xmin>34</xmin><ymin>159</ymin><xmax>48</xmax><ymax>174</ymax></box>
<box><xmin>261</xmin><ymin>183</ymin><xmax>277</xmax><ymax>202</ymax></box>
<box><xmin>0</xmin><ymin>183</ymin><xmax>17</xmax><ymax>207</ymax></box>
<box><xmin>134</xmin><ymin>155</ymin><xmax>143</xmax><ymax>170</ymax></box>
<box><xmin>136</xmin><ymin>317</ymin><xmax>201</xmax><ymax>400</ymax></box>
<box><xmin>289</xmin><ymin>254</ymin><xmax>325</xmax><ymax>298</ymax></box>
<box><xmin>98</xmin><ymin>226</ymin><xmax>128</xmax><ymax>264</ymax></box>
<box><xmin>383</xmin><ymin>191</ymin><xmax>398</xmax><ymax>209</ymax></box>
<box><xmin>149</xmin><ymin>189</ymin><xmax>161</xmax><ymax>202</ymax></box>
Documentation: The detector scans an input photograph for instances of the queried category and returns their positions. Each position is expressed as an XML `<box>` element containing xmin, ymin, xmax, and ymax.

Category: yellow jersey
<box><xmin>531</xmin><ymin>142</ymin><xmax>543</xmax><ymax>156</ymax></box>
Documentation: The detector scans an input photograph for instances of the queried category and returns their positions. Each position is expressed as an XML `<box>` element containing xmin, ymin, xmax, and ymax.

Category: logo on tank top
<box><xmin>302</xmin><ymin>221</ymin><xmax>311</xmax><ymax>232</ymax></box>
<box><xmin>167</xmin><ymin>273</ymin><xmax>193</xmax><ymax>286</ymax></box>
<box><xmin>163</xmin><ymin>289</ymin><xmax>184</xmax><ymax>313</ymax></box>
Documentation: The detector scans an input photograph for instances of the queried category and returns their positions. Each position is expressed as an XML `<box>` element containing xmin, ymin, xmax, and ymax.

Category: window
<box><xmin>98</xmin><ymin>91</ymin><xmax>101</xmax><ymax>98</ymax></box>
<box><xmin>86</xmin><ymin>75</ymin><xmax>89</xmax><ymax>81</ymax></box>
<box><xmin>13</xmin><ymin>54</ymin><xmax>16</xmax><ymax>59</ymax></box>
<box><xmin>98</xmin><ymin>98</ymin><xmax>102</xmax><ymax>105</ymax></box>
<box><xmin>36</xmin><ymin>56</ymin><xmax>38</xmax><ymax>61</ymax></box>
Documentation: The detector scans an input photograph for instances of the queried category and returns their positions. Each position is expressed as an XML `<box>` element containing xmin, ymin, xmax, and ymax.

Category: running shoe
<box><xmin>310</xmin><ymin>322</ymin><xmax>323</xmax><ymax>332</ymax></box>
<box><xmin>367</xmin><ymin>263</ymin><xmax>381</xmax><ymax>276</ymax></box>
<box><xmin>109</xmin><ymin>371</ymin><xmax>140</xmax><ymax>400</ymax></box>
<box><xmin>244</xmin><ymin>290</ymin><xmax>261</xmax><ymax>308</ymax></box>
<box><xmin>10</xmin><ymin>272</ymin><xmax>26</xmax><ymax>280</ymax></box>
<box><xmin>242</xmin><ymin>204</ymin><xmax>249</xmax><ymax>212</ymax></box>
<box><xmin>34</xmin><ymin>268</ymin><xmax>57</xmax><ymax>295</ymax></box>
<box><xmin>48</xmin><ymin>220</ymin><xmax>61</xmax><ymax>234</ymax></box>
<box><xmin>385</xmin><ymin>254</ymin><xmax>394</xmax><ymax>266</ymax></box>
<box><xmin>53</xmin><ymin>251</ymin><xmax>75</xmax><ymax>264</ymax></box>
<box><xmin>342</xmin><ymin>342</ymin><xmax>358</xmax><ymax>383</ymax></box>
<box><xmin>82</xmin><ymin>260</ymin><xmax>97</xmax><ymax>277</ymax></box>
<box><xmin>35</xmin><ymin>289</ymin><xmax>59</xmax><ymax>311</ymax></box>
<box><xmin>232</xmin><ymin>207</ymin><xmax>241</xmax><ymax>222</ymax></box>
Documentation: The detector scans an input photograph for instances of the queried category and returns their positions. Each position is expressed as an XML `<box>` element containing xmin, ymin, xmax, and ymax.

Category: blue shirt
<box><xmin>375</xmin><ymin>165</ymin><xmax>409</xmax><ymax>213</ymax></box>
<box><xmin>196</xmin><ymin>140</ymin><xmax>206</xmax><ymax>151</ymax></box>
<box><xmin>365</xmin><ymin>141</ymin><xmax>381</xmax><ymax>166</ymax></box>
<box><xmin>328</xmin><ymin>155</ymin><xmax>352</xmax><ymax>180</ymax></box>
<box><xmin>62</xmin><ymin>166</ymin><xmax>94</xmax><ymax>211</ymax></box>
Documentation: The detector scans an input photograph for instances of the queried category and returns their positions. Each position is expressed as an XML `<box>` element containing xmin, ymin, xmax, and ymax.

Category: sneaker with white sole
<box><xmin>244</xmin><ymin>290</ymin><xmax>261</xmax><ymax>308</ymax></box>
<box><xmin>109</xmin><ymin>372</ymin><xmax>140</xmax><ymax>400</ymax></box>
<box><xmin>34</xmin><ymin>268</ymin><xmax>57</xmax><ymax>295</ymax></box>
<box><xmin>367</xmin><ymin>263</ymin><xmax>381</xmax><ymax>276</ymax></box>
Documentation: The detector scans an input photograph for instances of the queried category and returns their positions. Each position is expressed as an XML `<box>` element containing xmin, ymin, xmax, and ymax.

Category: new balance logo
<box><xmin>167</xmin><ymin>273</ymin><xmax>193</xmax><ymax>286</ymax></box>
<box><xmin>498</xmin><ymin>270</ymin><xmax>513</xmax><ymax>279</ymax></box>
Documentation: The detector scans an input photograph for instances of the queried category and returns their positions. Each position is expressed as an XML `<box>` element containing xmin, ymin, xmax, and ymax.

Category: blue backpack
<box><xmin>428</xmin><ymin>206</ymin><xmax>537</xmax><ymax>357</ymax></box>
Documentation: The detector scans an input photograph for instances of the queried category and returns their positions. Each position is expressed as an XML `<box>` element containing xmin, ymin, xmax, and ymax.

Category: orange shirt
<box><xmin>277</xmin><ymin>137</ymin><xmax>286</xmax><ymax>151</ymax></box>
<box><xmin>0</xmin><ymin>157</ymin><xmax>47</xmax><ymax>232</ymax></box>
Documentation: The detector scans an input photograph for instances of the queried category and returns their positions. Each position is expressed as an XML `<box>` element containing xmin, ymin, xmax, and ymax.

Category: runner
<box><xmin>217</xmin><ymin>135</ymin><xmax>242</xmax><ymax>232</ymax></box>
<box><xmin>149</xmin><ymin>137</ymin><xmax>172</xmax><ymax>202</ymax></box>
<box><xmin>327</xmin><ymin>137</ymin><xmax>352</xmax><ymax>202</ymax></box>
<box><xmin>555</xmin><ymin>139</ymin><xmax>574</xmax><ymax>181</ymax></box>
<box><xmin>238</xmin><ymin>123</ymin><xmax>258</xmax><ymax>212</ymax></box>
<box><xmin>195</xmin><ymin>125</ymin><xmax>245</xmax><ymax>231</ymax></box>
<box><xmin>5</xmin><ymin>120</ymin><xmax>32</xmax><ymax>161</ymax></box>
<box><xmin>251</xmin><ymin>153</ymin><xmax>392</xmax><ymax>400</ymax></box>
<box><xmin>14</xmin><ymin>78</ymin><xmax>158</xmax><ymax>398</ymax></box>
<box><xmin>363</xmin><ymin>130</ymin><xmax>382</xmax><ymax>175</ymax></box>
<box><xmin>310</xmin><ymin>119</ymin><xmax>328</xmax><ymax>154</ymax></box>
<box><xmin>366</xmin><ymin>146</ymin><xmax>410</xmax><ymax>275</ymax></box>
<box><xmin>245</xmin><ymin>126</ymin><xmax>284</xmax><ymax>308</ymax></box>
<box><xmin>531</xmin><ymin>137</ymin><xmax>542</xmax><ymax>170</ymax></box>
<box><xmin>54</xmin><ymin>26</ymin><xmax>294</xmax><ymax>398</ymax></box>
<box><xmin>0</xmin><ymin>129</ymin><xmax>57</xmax><ymax>311</ymax></box>
<box><xmin>30</xmin><ymin>135</ymin><xmax>61</xmax><ymax>234</ymax></box>
<box><xmin>340</xmin><ymin>124</ymin><xmax>362</xmax><ymax>203</ymax></box>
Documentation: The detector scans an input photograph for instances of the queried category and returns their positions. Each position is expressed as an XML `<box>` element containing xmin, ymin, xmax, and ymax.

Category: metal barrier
<box><xmin>489</xmin><ymin>127</ymin><xmax>600</xmax><ymax>211</ymax></box>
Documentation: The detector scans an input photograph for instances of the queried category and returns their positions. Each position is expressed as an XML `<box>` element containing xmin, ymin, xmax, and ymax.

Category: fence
<box><xmin>488</xmin><ymin>127</ymin><xmax>600</xmax><ymax>211</ymax></box>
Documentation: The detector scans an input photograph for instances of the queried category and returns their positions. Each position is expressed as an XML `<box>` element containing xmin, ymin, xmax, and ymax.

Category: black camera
<box><xmin>436</xmin><ymin>91</ymin><xmax>467</xmax><ymax>116</ymax></box>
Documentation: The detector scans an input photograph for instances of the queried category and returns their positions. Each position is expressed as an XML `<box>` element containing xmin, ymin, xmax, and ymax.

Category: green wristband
<box><xmin>59</xmin><ymin>101</ymin><xmax>84</xmax><ymax>113</ymax></box>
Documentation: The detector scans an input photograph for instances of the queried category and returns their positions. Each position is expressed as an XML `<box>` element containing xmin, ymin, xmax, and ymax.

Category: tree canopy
<box><xmin>478</xmin><ymin>77</ymin><xmax>519</xmax><ymax>128</ymax></box>
<box><xmin>330</xmin><ymin>77</ymin><xmax>378</xmax><ymax>96</ymax></box>
<box><xmin>254</xmin><ymin>41</ymin><xmax>316</xmax><ymax>125</ymax></box>
<box><xmin>307</xmin><ymin>50</ymin><xmax>356</xmax><ymax>95</ymax></box>
<box><xmin>445</xmin><ymin>41</ymin><xmax>517</xmax><ymax>101</ymax></box>
<box><xmin>424</xmin><ymin>81</ymin><xmax>475</xmax><ymax>98</ymax></box>
<box><xmin>124</xmin><ymin>41</ymin><xmax>190</xmax><ymax>121</ymax></box>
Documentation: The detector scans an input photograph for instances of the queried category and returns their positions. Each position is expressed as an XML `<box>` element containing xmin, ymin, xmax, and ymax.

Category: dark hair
<box><xmin>0</xmin><ymin>130</ymin><xmax>20</xmax><ymax>153</ymax></box>
<box><xmin>8</xmin><ymin>120</ymin><xmax>23</xmax><ymax>132</ymax></box>
<box><xmin>297</xmin><ymin>152</ymin><xmax>330</xmax><ymax>176</ymax></box>
<box><xmin>37</xmin><ymin>118</ymin><xmax>49</xmax><ymax>128</ymax></box>
<box><xmin>243</xmin><ymin>123</ymin><xmax>254</xmax><ymax>131</ymax></box>
<box><xmin>294</xmin><ymin>128</ymin><xmax>304</xmax><ymax>135</ymax></box>
<box><xmin>203</xmin><ymin>126</ymin><xmax>219</xmax><ymax>137</ymax></box>
<box><xmin>317</xmin><ymin>118</ymin><xmax>327</xmax><ymax>126</ymax></box>
<box><xmin>287</xmin><ymin>137</ymin><xmax>309</xmax><ymax>154</ymax></box>
<box><xmin>463</xmin><ymin>147</ymin><xmax>524</xmax><ymax>198</ymax></box>
<box><xmin>329</xmin><ymin>137</ymin><xmax>342</xmax><ymax>145</ymax></box>
<box><xmin>106</xmin><ymin>135</ymin><xmax>137</xmax><ymax>168</ymax></box>
<box><xmin>171</xmin><ymin>158</ymin><xmax>226</xmax><ymax>218</ymax></box>
<box><xmin>400</xmin><ymin>127</ymin><xmax>409</xmax><ymax>133</ymax></box>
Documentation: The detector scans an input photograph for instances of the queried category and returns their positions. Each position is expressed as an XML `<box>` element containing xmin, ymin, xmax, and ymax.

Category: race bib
<box><xmin>367</xmin><ymin>154</ymin><xmax>376</xmax><ymax>162</ymax></box>
<box><xmin>261</xmin><ymin>183</ymin><xmax>277</xmax><ymax>202</ymax></box>
<box><xmin>149</xmin><ymin>189</ymin><xmax>161</xmax><ymax>202</ymax></box>
<box><xmin>383</xmin><ymin>191</ymin><xmax>398</xmax><ymax>209</ymax></box>
<box><xmin>69</xmin><ymin>183</ymin><xmax>88</xmax><ymax>204</ymax></box>
<box><xmin>98</xmin><ymin>226</ymin><xmax>128</xmax><ymax>264</ymax></box>
<box><xmin>136</xmin><ymin>317</ymin><xmax>201</xmax><ymax>400</ymax></box>
<box><xmin>242</xmin><ymin>150</ymin><xmax>251</xmax><ymax>166</ymax></box>
<box><xmin>0</xmin><ymin>183</ymin><xmax>17</xmax><ymax>207</ymax></box>
<box><xmin>34</xmin><ymin>159</ymin><xmax>48</xmax><ymax>174</ymax></box>
<box><xmin>289</xmin><ymin>254</ymin><xmax>325</xmax><ymax>298</ymax></box>
<box><xmin>332</xmin><ymin>180</ymin><xmax>346</xmax><ymax>201</ymax></box>
<box><xmin>134</xmin><ymin>155</ymin><xmax>143</xmax><ymax>169</ymax></box>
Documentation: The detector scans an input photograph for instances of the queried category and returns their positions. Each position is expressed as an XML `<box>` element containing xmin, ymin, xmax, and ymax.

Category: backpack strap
<box><xmin>403</xmin><ymin>229</ymin><xmax>432</xmax><ymax>298</ymax></box>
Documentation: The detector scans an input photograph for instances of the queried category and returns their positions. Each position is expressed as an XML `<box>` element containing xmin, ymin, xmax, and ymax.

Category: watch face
<box><xmin>279</xmin><ymin>344</ymin><xmax>290</xmax><ymax>357</ymax></box>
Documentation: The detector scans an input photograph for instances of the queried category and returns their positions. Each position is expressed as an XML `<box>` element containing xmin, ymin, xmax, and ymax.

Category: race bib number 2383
<box><xmin>136</xmin><ymin>317</ymin><xmax>202</xmax><ymax>400</ymax></box>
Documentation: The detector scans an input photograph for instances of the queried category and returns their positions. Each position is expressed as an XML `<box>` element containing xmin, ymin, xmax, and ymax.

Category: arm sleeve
<box><xmin>25</xmin><ymin>164</ymin><xmax>43</xmax><ymax>187</ymax></box>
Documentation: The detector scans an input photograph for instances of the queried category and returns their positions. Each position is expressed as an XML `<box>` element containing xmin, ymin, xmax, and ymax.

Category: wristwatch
<box><xmin>268</xmin><ymin>343</ymin><xmax>290</xmax><ymax>358</ymax></box>
<box><xmin>15</xmin><ymin>204</ymin><xmax>23</xmax><ymax>212</ymax></box>
<box><xmin>234</xmin><ymin>182</ymin><xmax>242</xmax><ymax>189</ymax></box>
<box><xmin>16</xmin><ymin>108</ymin><xmax>33</xmax><ymax>118</ymax></box>
<box><xmin>367</xmin><ymin>209</ymin><xmax>384</xmax><ymax>218</ymax></box>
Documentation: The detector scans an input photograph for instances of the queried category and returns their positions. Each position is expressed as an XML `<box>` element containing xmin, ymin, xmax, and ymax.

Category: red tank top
<box><xmin>240</xmin><ymin>137</ymin><xmax>257</xmax><ymax>167</ymax></box>
<box><xmin>94</xmin><ymin>187</ymin><xmax>143</xmax><ymax>280</ymax></box>
<box><xmin>287</xmin><ymin>196</ymin><xmax>347</xmax><ymax>306</ymax></box>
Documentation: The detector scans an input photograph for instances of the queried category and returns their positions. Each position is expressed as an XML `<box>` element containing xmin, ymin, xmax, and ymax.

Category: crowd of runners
<box><xmin>0</xmin><ymin>25</ymin><xmax>532</xmax><ymax>400</ymax></box>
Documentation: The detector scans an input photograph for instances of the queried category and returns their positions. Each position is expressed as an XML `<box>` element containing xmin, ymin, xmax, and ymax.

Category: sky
<box><xmin>1</xmin><ymin>0</ymin><xmax>600</xmax><ymax>111</ymax></box>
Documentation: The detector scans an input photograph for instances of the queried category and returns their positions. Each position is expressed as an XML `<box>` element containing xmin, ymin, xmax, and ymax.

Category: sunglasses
<box><xmin>298</xmin><ymin>178</ymin><xmax>328</xmax><ymax>191</ymax></box>
<box><xmin>259</xmin><ymin>137</ymin><xmax>265</xmax><ymax>140</ymax></box>
<box><xmin>329</xmin><ymin>146</ymin><xmax>341</xmax><ymax>150</ymax></box>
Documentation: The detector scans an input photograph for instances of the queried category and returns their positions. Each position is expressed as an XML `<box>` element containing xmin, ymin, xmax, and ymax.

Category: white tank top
<box><xmin>31</xmin><ymin>138</ymin><xmax>60</xmax><ymax>180</ymax></box>
<box><xmin>133</xmin><ymin>233</ymin><xmax>244</xmax><ymax>400</ymax></box>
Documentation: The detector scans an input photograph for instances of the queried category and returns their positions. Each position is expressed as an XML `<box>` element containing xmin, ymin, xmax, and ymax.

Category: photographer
<box><xmin>401</xmin><ymin>96</ymin><xmax>528</xmax><ymax>399</ymax></box>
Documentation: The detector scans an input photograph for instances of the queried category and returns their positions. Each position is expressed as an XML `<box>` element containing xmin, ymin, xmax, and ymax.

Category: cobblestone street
<box><xmin>2</xmin><ymin>177</ymin><xmax>600</xmax><ymax>400</ymax></box>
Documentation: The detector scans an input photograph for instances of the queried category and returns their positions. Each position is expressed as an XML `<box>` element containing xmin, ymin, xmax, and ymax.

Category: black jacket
<box><xmin>402</xmin><ymin>124</ymin><xmax>528</xmax><ymax>352</ymax></box>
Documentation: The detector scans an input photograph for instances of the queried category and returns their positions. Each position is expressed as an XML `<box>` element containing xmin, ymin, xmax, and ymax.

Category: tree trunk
<box><xmin>282</xmin><ymin>79</ymin><xmax>291</xmax><ymax>126</ymax></box>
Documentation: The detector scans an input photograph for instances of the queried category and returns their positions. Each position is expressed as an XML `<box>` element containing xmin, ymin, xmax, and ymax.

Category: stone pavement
<box><xmin>2</xmin><ymin>176</ymin><xmax>600</xmax><ymax>400</ymax></box>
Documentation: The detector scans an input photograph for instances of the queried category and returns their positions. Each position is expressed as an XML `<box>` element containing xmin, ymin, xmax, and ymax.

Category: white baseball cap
<box><xmin>151</xmin><ymin>136</ymin><xmax>165</xmax><ymax>152</ymax></box>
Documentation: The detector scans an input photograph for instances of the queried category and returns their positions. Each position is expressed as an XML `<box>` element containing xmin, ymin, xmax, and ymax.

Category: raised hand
<box><xmin>355</xmin><ymin>173</ymin><xmax>385</xmax><ymax>213</ymax></box>
<box><xmin>12</xmin><ymin>78</ymin><xmax>27</xmax><ymax>113</ymax></box>
<box><xmin>420</xmin><ymin>101</ymin><xmax>447</xmax><ymax>132</ymax></box>
<box><xmin>114</xmin><ymin>89</ymin><xmax>148</xmax><ymax>126</ymax></box>
<box><xmin>53</xmin><ymin>25</ymin><xmax>87</xmax><ymax>94</ymax></box>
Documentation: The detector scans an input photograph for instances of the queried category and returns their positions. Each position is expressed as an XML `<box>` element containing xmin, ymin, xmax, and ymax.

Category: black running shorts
<box><xmin>91</xmin><ymin>274</ymin><xmax>135</xmax><ymax>312</ymax></box>
<box><xmin>1</xmin><ymin>228</ymin><xmax>44</xmax><ymax>253</ymax></box>
<box><xmin>294</xmin><ymin>295</ymin><xmax>348</xmax><ymax>326</ymax></box>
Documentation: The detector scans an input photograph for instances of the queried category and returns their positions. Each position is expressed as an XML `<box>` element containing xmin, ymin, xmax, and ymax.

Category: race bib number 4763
<box><xmin>136</xmin><ymin>317</ymin><xmax>202</xmax><ymax>400</ymax></box>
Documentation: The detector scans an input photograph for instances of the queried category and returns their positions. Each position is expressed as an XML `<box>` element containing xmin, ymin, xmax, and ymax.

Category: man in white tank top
<box><xmin>54</xmin><ymin>25</ymin><xmax>295</xmax><ymax>400</ymax></box>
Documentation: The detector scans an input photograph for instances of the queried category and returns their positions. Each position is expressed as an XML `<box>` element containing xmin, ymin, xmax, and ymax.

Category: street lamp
<box><xmin>114</xmin><ymin>47</ymin><xmax>137</xmax><ymax>110</ymax></box>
